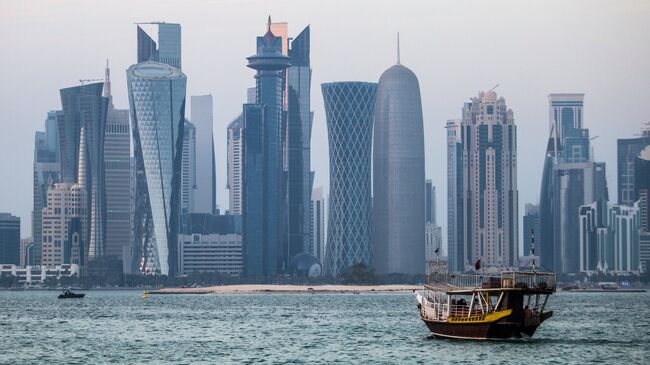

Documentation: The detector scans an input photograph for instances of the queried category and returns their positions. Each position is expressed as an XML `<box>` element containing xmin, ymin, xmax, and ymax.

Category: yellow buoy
<box><xmin>142</xmin><ymin>290</ymin><xmax>148</xmax><ymax>300</ymax></box>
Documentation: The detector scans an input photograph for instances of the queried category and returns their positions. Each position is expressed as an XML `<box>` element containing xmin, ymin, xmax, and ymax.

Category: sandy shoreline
<box><xmin>149</xmin><ymin>284</ymin><xmax>420</xmax><ymax>295</ymax></box>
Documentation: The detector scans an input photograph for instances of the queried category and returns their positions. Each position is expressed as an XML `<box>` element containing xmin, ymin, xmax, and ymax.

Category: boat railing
<box><xmin>427</xmin><ymin>271</ymin><xmax>556</xmax><ymax>291</ymax></box>
<box><xmin>427</xmin><ymin>273</ymin><xmax>498</xmax><ymax>290</ymax></box>
<box><xmin>500</xmin><ymin>271</ymin><xmax>556</xmax><ymax>291</ymax></box>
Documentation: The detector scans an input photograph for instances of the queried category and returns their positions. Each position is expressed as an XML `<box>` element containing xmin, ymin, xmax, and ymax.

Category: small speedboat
<box><xmin>58</xmin><ymin>290</ymin><xmax>85</xmax><ymax>299</ymax></box>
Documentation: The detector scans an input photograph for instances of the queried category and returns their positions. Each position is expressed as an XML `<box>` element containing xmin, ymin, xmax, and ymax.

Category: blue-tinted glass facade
<box><xmin>322</xmin><ymin>82</ymin><xmax>376</xmax><ymax>277</ymax></box>
<box><xmin>137</xmin><ymin>23</ymin><xmax>181</xmax><ymax>69</ymax></box>
<box><xmin>0</xmin><ymin>213</ymin><xmax>20</xmax><ymax>265</ymax></box>
<box><xmin>128</xmin><ymin>61</ymin><xmax>187</xmax><ymax>276</ymax></box>
<box><xmin>618</xmin><ymin>135</ymin><xmax>650</xmax><ymax>206</ymax></box>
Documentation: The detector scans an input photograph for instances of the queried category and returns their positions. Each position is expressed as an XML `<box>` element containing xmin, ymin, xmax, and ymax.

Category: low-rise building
<box><xmin>0</xmin><ymin>264</ymin><xmax>79</xmax><ymax>286</ymax></box>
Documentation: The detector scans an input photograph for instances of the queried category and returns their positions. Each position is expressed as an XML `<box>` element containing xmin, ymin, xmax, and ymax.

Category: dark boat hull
<box><xmin>58</xmin><ymin>293</ymin><xmax>85</xmax><ymax>299</ymax></box>
<box><xmin>422</xmin><ymin>312</ymin><xmax>553</xmax><ymax>340</ymax></box>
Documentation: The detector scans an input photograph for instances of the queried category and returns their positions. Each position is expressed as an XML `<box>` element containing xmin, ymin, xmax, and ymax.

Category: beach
<box><xmin>149</xmin><ymin>284</ymin><xmax>420</xmax><ymax>295</ymax></box>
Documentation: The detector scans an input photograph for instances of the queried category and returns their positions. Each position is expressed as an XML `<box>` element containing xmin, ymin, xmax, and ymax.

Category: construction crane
<box><xmin>79</xmin><ymin>78</ymin><xmax>102</xmax><ymax>85</ymax></box>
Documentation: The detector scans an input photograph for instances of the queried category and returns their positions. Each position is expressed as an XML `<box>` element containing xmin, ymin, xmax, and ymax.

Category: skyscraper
<box><xmin>617</xmin><ymin>124</ymin><xmax>650</xmax><ymax>206</ymax></box>
<box><xmin>226</xmin><ymin>115</ymin><xmax>243</xmax><ymax>215</ymax></box>
<box><xmin>0</xmin><ymin>213</ymin><xmax>20</xmax><ymax>265</ymax></box>
<box><xmin>425</xmin><ymin>180</ymin><xmax>437</xmax><ymax>226</ymax></box>
<box><xmin>181</xmin><ymin>121</ymin><xmax>196</xmax><ymax>215</ymax></box>
<box><xmin>310</xmin><ymin>186</ymin><xmax>326</xmax><ymax>265</ymax></box>
<box><xmin>58</xmin><ymin>82</ymin><xmax>108</xmax><ymax>261</ymax></box>
<box><xmin>522</xmin><ymin>204</ymin><xmax>540</xmax><ymax>257</ymax></box>
<box><xmin>128</xmin><ymin>61</ymin><xmax>187</xmax><ymax>276</ymax></box>
<box><xmin>137</xmin><ymin>22</ymin><xmax>181</xmax><ymax>69</ymax></box>
<box><xmin>454</xmin><ymin>91</ymin><xmax>519</xmax><ymax>271</ymax></box>
<box><xmin>539</xmin><ymin>94</ymin><xmax>609</xmax><ymax>273</ymax></box>
<box><xmin>41</xmin><ymin>183</ymin><xmax>86</xmax><ymax>267</ymax></box>
<box><xmin>103</xmin><ymin>61</ymin><xmax>132</xmax><ymax>263</ymax></box>
<box><xmin>424</xmin><ymin>180</ymin><xmax>442</xmax><ymax>270</ymax></box>
<box><xmin>32</xmin><ymin>111</ymin><xmax>61</xmax><ymax>265</ymax></box>
<box><xmin>285</xmin><ymin>25</ymin><xmax>312</xmax><ymax>267</ymax></box>
<box><xmin>242</xmin><ymin>18</ymin><xmax>291</xmax><ymax>278</ymax></box>
<box><xmin>635</xmin><ymin>147</ymin><xmax>650</xmax><ymax>271</ymax></box>
<box><xmin>190</xmin><ymin>95</ymin><xmax>216</xmax><ymax>214</ymax></box>
<box><xmin>322</xmin><ymin>81</ymin><xmax>376</xmax><ymax>277</ymax></box>
<box><xmin>372</xmin><ymin>44</ymin><xmax>426</xmax><ymax>276</ymax></box>
<box><xmin>446</xmin><ymin>119</ymin><xmax>463</xmax><ymax>272</ymax></box>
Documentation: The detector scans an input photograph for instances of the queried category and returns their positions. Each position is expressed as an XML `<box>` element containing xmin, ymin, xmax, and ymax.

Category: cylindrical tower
<box><xmin>322</xmin><ymin>82</ymin><xmax>376</xmax><ymax>277</ymax></box>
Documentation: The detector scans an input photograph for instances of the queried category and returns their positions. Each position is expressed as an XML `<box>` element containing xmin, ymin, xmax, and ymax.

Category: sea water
<box><xmin>0</xmin><ymin>290</ymin><xmax>648</xmax><ymax>364</ymax></box>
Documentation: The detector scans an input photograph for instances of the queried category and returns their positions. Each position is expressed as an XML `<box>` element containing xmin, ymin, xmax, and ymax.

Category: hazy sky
<box><xmin>1</xmin><ymin>0</ymin><xmax>649</xmax><ymax>252</ymax></box>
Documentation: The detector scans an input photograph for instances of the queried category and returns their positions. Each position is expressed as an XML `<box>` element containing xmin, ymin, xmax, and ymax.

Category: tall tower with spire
<box><xmin>243</xmin><ymin>17</ymin><xmax>291</xmax><ymax>278</ymax></box>
<box><xmin>372</xmin><ymin>35</ymin><xmax>426</xmax><ymax>275</ymax></box>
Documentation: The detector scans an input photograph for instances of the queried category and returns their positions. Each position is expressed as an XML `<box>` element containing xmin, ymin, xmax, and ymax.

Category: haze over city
<box><xmin>2</xmin><ymin>0</ymin><xmax>649</xmax><ymax>255</ymax></box>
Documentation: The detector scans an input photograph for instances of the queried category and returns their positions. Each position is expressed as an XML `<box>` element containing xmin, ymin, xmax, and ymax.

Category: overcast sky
<box><xmin>1</xmin><ymin>0</ymin><xmax>649</xmax><ymax>252</ymax></box>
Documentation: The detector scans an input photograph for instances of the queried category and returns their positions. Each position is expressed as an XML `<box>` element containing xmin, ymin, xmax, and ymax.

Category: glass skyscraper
<box><xmin>322</xmin><ymin>82</ymin><xmax>376</xmax><ymax>277</ymax></box>
<box><xmin>190</xmin><ymin>95</ymin><xmax>216</xmax><ymax>214</ymax></box>
<box><xmin>372</xmin><ymin>56</ymin><xmax>426</xmax><ymax>276</ymax></box>
<box><xmin>137</xmin><ymin>23</ymin><xmax>181</xmax><ymax>69</ymax></box>
<box><xmin>617</xmin><ymin>125</ymin><xmax>650</xmax><ymax>206</ymax></box>
<box><xmin>0</xmin><ymin>213</ymin><xmax>20</xmax><ymax>265</ymax></box>
<box><xmin>446</xmin><ymin>119</ymin><xmax>463</xmax><ymax>272</ymax></box>
<box><xmin>127</xmin><ymin>61</ymin><xmax>187</xmax><ymax>276</ymax></box>
<box><xmin>242</xmin><ymin>18</ymin><xmax>291</xmax><ymax>278</ymax></box>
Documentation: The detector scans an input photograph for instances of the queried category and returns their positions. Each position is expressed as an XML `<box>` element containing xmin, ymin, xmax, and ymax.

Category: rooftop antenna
<box><xmin>397</xmin><ymin>32</ymin><xmax>401</xmax><ymax>65</ymax></box>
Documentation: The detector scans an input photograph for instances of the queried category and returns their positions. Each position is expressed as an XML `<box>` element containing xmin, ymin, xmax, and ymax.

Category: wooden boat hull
<box><xmin>421</xmin><ymin>311</ymin><xmax>553</xmax><ymax>340</ymax></box>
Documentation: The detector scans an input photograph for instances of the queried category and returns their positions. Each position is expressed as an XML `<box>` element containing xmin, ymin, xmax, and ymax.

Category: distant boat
<box><xmin>598</xmin><ymin>282</ymin><xmax>618</xmax><ymax>290</ymax></box>
<box><xmin>58</xmin><ymin>290</ymin><xmax>85</xmax><ymax>299</ymax></box>
<box><xmin>142</xmin><ymin>290</ymin><xmax>149</xmax><ymax>300</ymax></box>
<box><xmin>415</xmin><ymin>270</ymin><xmax>556</xmax><ymax>340</ymax></box>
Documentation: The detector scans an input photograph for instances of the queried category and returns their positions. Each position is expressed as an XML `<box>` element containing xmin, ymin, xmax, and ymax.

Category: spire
<box><xmin>397</xmin><ymin>32</ymin><xmax>401</xmax><ymax>65</ymax></box>
<box><xmin>267</xmin><ymin>15</ymin><xmax>272</xmax><ymax>32</ymax></box>
<box><xmin>103</xmin><ymin>59</ymin><xmax>113</xmax><ymax>108</ymax></box>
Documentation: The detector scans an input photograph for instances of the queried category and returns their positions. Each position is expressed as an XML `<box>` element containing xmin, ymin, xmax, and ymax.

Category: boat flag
<box><xmin>474</xmin><ymin>259</ymin><xmax>481</xmax><ymax>271</ymax></box>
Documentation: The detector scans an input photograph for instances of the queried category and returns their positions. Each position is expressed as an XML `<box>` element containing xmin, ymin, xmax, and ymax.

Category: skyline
<box><xmin>1</xmin><ymin>0</ymin><xmax>650</xmax><ymax>256</ymax></box>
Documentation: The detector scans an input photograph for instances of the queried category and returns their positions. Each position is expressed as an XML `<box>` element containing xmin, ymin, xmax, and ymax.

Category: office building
<box><xmin>579</xmin><ymin>201</ymin><xmax>641</xmax><ymax>274</ymax></box>
<box><xmin>103</xmin><ymin>61</ymin><xmax>132</xmax><ymax>263</ymax></box>
<box><xmin>190</xmin><ymin>95</ymin><xmax>216</xmax><ymax>214</ymax></box>
<box><xmin>617</xmin><ymin>124</ymin><xmax>650</xmax><ymax>206</ymax></box>
<box><xmin>310</xmin><ymin>187</ymin><xmax>326</xmax><ymax>265</ymax></box>
<box><xmin>41</xmin><ymin>183</ymin><xmax>86</xmax><ymax>267</ymax></box>
<box><xmin>452</xmin><ymin>91</ymin><xmax>519</xmax><ymax>271</ymax></box>
<box><xmin>20</xmin><ymin>238</ymin><xmax>33</xmax><ymax>268</ymax></box>
<box><xmin>181</xmin><ymin>121</ymin><xmax>196</xmax><ymax>215</ymax></box>
<box><xmin>177</xmin><ymin>214</ymin><xmax>242</xmax><ymax>276</ymax></box>
<box><xmin>636</xmin><ymin>146</ymin><xmax>650</xmax><ymax>271</ymax></box>
<box><xmin>0</xmin><ymin>264</ymin><xmax>79</xmax><ymax>286</ymax></box>
<box><xmin>372</xmin><ymin>45</ymin><xmax>426</xmax><ymax>276</ymax></box>
<box><xmin>523</xmin><ymin>204</ymin><xmax>541</xmax><ymax>257</ymax></box>
<box><xmin>128</xmin><ymin>61</ymin><xmax>187</xmax><ymax>276</ymax></box>
<box><xmin>0</xmin><ymin>213</ymin><xmax>20</xmax><ymax>265</ymax></box>
<box><xmin>32</xmin><ymin>111</ymin><xmax>61</xmax><ymax>265</ymax></box>
<box><xmin>242</xmin><ymin>18</ymin><xmax>291</xmax><ymax>278</ymax></box>
<box><xmin>227</xmin><ymin>115</ymin><xmax>243</xmax><ymax>215</ymax></box>
<box><xmin>58</xmin><ymin>83</ymin><xmax>108</xmax><ymax>261</ymax></box>
<box><xmin>425</xmin><ymin>180</ymin><xmax>437</xmax><ymax>225</ymax></box>
<box><xmin>446</xmin><ymin>119</ymin><xmax>463</xmax><ymax>272</ymax></box>
<box><xmin>322</xmin><ymin>81</ymin><xmax>376</xmax><ymax>277</ymax></box>
<box><xmin>425</xmin><ymin>180</ymin><xmax>443</xmax><ymax>271</ymax></box>
<box><xmin>137</xmin><ymin>22</ymin><xmax>181</xmax><ymax>69</ymax></box>
<box><xmin>539</xmin><ymin>94</ymin><xmax>609</xmax><ymax>274</ymax></box>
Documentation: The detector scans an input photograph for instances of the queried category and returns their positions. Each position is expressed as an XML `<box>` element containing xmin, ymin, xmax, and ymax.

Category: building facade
<box><xmin>446</xmin><ymin>119</ymin><xmax>463</xmax><ymax>272</ymax></box>
<box><xmin>128</xmin><ymin>61</ymin><xmax>187</xmax><ymax>276</ymax></box>
<box><xmin>617</xmin><ymin>124</ymin><xmax>650</xmax><ymax>206</ymax></box>
<box><xmin>0</xmin><ymin>213</ymin><xmax>20</xmax><ymax>265</ymax></box>
<box><xmin>137</xmin><ymin>23</ymin><xmax>181</xmax><ymax>69</ymax></box>
<box><xmin>522</xmin><ymin>203</ymin><xmax>541</xmax><ymax>257</ymax></box>
<box><xmin>372</xmin><ymin>55</ymin><xmax>426</xmax><ymax>276</ymax></box>
<box><xmin>322</xmin><ymin>82</ymin><xmax>376</xmax><ymax>277</ymax></box>
<box><xmin>242</xmin><ymin>18</ymin><xmax>291</xmax><ymax>278</ymax></box>
<box><xmin>20</xmin><ymin>238</ymin><xmax>33</xmax><ymax>268</ymax></box>
<box><xmin>226</xmin><ymin>115</ymin><xmax>243</xmax><ymax>215</ymax></box>
<box><xmin>41</xmin><ymin>183</ymin><xmax>86</xmax><ymax>267</ymax></box>
<box><xmin>636</xmin><ymin>146</ymin><xmax>650</xmax><ymax>271</ymax></box>
<box><xmin>32</xmin><ymin>111</ymin><xmax>61</xmax><ymax>265</ymax></box>
<box><xmin>455</xmin><ymin>91</ymin><xmax>519</xmax><ymax>271</ymax></box>
<box><xmin>181</xmin><ymin>121</ymin><xmax>196</xmax><ymax>215</ymax></box>
<box><xmin>310</xmin><ymin>186</ymin><xmax>326</xmax><ymax>265</ymax></box>
<box><xmin>190</xmin><ymin>95</ymin><xmax>216</xmax><ymax>214</ymax></box>
<box><xmin>177</xmin><ymin>214</ymin><xmax>242</xmax><ymax>276</ymax></box>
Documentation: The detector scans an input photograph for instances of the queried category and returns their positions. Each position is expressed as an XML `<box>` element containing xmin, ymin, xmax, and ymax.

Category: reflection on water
<box><xmin>0</xmin><ymin>291</ymin><xmax>648</xmax><ymax>364</ymax></box>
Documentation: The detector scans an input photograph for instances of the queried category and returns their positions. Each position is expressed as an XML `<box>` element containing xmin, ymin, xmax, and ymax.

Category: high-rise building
<box><xmin>0</xmin><ymin>213</ymin><xmax>20</xmax><ymax>265</ymax></box>
<box><xmin>19</xmin><ymin>238</ymin><xmax>33</xmax><ymax>268</ymax></box>
<box><xmin>137</xmin><ymin>22</ymin><xmax>181</xmax><ymax>69</ymax></box>
<box><xmin>177</xmin><ymin>214</ymin><xmax>242</xmax><ymax>276</ymax></box>
<box><xmin>446</xmin><ymin>119</ymin><xmax>463</xmax><ymax>272</ymax></box>
<box><xmin>32</xmin><ymin>111</ymin><xmax>61</xmax><ymax>265</ymax></box>
<box><xmin>635</xmin><ymin>146</ymin><xmax>650</xmax><ymax>271</ymax></box>
<box><xmin>617</xmin><ymin>124</ymin><xmax>650</xmax><ymax>206</ymax></box>
<box><xmin>285</xmin><ymin>25</ymin><xmax>312</xmax><ymax>268</ymax></box>
<box><xmin>579</xmin><ymin>200</ymin><xmax>641</xmax><ymax>274</ymax></box>
<box><xmin>242</xmin><ymin>18</ymin><xmax>291</xmax><ymax>278</ymax></box>
<box><xmin>322</xmin><ymin>82</ymin><xmax>376</xmax><ymax>277</ymax></box>
<box><xmin>190</xmin><ymin>95</ymin><xmax>216</xmax><ymax>214</ymax></box>
<box><xmin>310</xmin><ymin>187</ymin><xmax>326</xmax><ymax>265</ymax></box>
<box><xmin>540</xmin><ymin>94</ymin><xmax>609</xmax><ymax>274</ymax></box>
<box><xmin>522</xmin><ymin>204</ymin><xmax>541</xmax><ymax>257</ymax></box>
<box><xmin>453</xmin><ymin>91</ymin><xmax>519</xmax><ymax>271</ymax></box>
<box><xmin>128</xmin><ymin>61</ymin><xmax>187</xmax><ymax>276</ymax></box>
<box><xmin>103</xmin><ymin>61</ymin><xmax>132</xmax><ymax>263</ymax></box>
<box><xmin>41</xmin><ymin>183</ymin><xmax>86</xmax><ymax>267</ymax></box>
<box><xmin>425</xmin><ymin>180</ymin><xmax>437</xmax><ymax>226</ymax></box>
<box><xmin>58</xmin><ymin>83</ymin><xmax>108</xmax><ymax>261</ymax></box>
<box><xmin>372</xmin><ymin>44</ymin><xmax>426</xmax><ymax>276</ymax></box>
<box><xmin>425</xmin><ymin>180</ymin><xmax>442</xmax><ymax>271</ymax></box>
<box><xmin>181</xmin><ymin>121</ymin><xmax>196</xmax><ymax>215</ymax></box>
<box><xmin>226</xmin><ymin>115</ymin><xmax>243</xmax><ymax>215</ymax></box>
